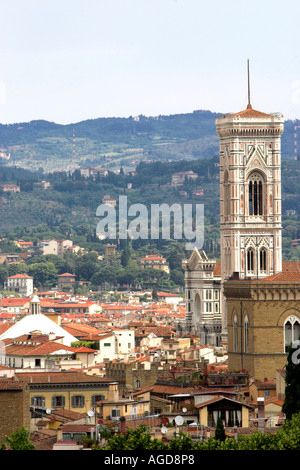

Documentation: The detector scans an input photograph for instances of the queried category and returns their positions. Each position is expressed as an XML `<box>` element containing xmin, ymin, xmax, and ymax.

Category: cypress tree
<box><xmin>282</xmin><ymin>341</ymin><xmax>300</xmax><ymax>421</ymax></box>
<box><xmin>215</xmin><ymin>417</ymin><xmax>226</xmax><ymax>442</ymax></box>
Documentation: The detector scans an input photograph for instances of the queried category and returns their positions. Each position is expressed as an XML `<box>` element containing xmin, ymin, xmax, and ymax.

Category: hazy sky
<box><xmin>1</xmin><ymin>0</ymin><xmax>300</xmax><ymax>124</ymax></box>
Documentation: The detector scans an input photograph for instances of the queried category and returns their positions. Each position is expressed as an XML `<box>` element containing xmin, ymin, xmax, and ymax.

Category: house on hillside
<box><xmin>0</xmin><ymin>184</ymin><xmax>20</xmax><ymax>193</ymax></box>
<box><xmin>4</xmin><ymin>273</ymin><xmax>34</xmax><ymax>297</ymax></box>
<box><xmin>37</xmin><ymin>239</ymin><xmax>73</xmax><ymax>257</ymax></box>
<box><xmin>140</xmin><ymin>255</ymin><xmax>170</xmax><ymax>273</ymax></box>
<box><xmin>57</xmin><ymin>273</ymin><xmax>76</xmax><ymax>290</ymax></box>
<box><xmin>171</xmin><ymin>171</ymin><xmax>198</xmax><ymax>186</ymax></box>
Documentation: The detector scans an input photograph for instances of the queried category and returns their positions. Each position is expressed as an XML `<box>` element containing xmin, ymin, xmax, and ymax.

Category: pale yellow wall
<box><xmin>30</xmin><ymin>383</ymin><xmax>116</xmax><ymax>414</ymax></box>
<box><xmin>102</xmin><ymin>399</ymin><xmax>150</xmax><ymax>419</ymax></box>
<box><xmin>241</xmin><ymin>406</ymin><xmax>249</xmax><ymax>427</ymax></box>
<box><xmin>198</xmin><ymin>407</ymin><xmax>208</xmax><ymax>427</ymax></box>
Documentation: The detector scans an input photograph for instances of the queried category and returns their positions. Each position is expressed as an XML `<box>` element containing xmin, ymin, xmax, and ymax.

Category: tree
<box><xmin>121</xmin><ymin>246</ymin><xmax>131</xmax><ymax>267</ymax></box>
<box><xmin>101</xmin><ymin>425</ymin><xmax>166</xmax><ymax>450</ymax></box>
<box><xmin>27</xmin><ymin>261</ymin><xmax>58</xmax><ymax>287</ymax></box>
<box><xmin>152</xmin><ymin>288</ymin><xmax>158</xmax><ymax>301</ymax></box>
<box><xmin>282</xmin><ymin>342</ymin><xmax>300</xmax><ymax>421</ymax></box>
<box><xmin>75</xmin><ymin>252</ymin><xmax>100</xmax><ymax>281</ymax></box>
<box><xmin>0</xmin><ymin>266</ymin><xmax>8</xmax><ymax>287</ymax></box>
<box><xmin>214</xmin><ymin>417</ymin><xmax>226</xmax><ymax>442</ymax></box>
<box><xmin>1</xmin><ymin>427</ymin><xmax>35</xmax><ymax>450</ymax></box>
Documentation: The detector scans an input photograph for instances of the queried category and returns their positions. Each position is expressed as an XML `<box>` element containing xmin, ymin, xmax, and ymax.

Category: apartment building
<box><xmin>37</xmin><ymin>239</ymin><xmax>73</xmax><ymax>257</ymax></box>
<box><xmin>4</xmin><ymin>274</ymin><xmax>34</xmax><ymax>297</ymax></box>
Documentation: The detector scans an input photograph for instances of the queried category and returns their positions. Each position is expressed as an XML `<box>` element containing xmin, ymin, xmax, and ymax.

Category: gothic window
<box><xmin>247</xmin><ymin>249</ymin><xmax>254</xmax><ymax>273</ymax></box>
<box><xmin>194</xmin><ymin>293</ymin><xmax>201</xmax><ymax>319</ymax></box>
<box><xmin>260</xmin><ymin>248</ymin><xmax>267</xmax><ymax>272</ymax></box>
<box><xmin>233</xmin><ymin>315</ymin><xmax>238</xmax><ymax>352</ymax></box>
<box><xmin>224</xmin><ymin>170</ymin><xmax>230</xmax><ymax>219</ymax></box>
<box><xmin>248</xmin><ymin>173</ymin><xmax>263</xmax><ymax>216</ymax></box>
<box><xmin>284</xmin><ymin>316</ymin><xmax>300</xmax><ymax>353</ymax></box>
<box><xmin>244</xmin><ymin>316</ymin><xmax>249</xmax><ymax>353</ymax></box>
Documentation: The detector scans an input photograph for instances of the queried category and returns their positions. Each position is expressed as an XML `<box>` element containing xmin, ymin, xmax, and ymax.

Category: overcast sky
<box><xmin>1</xmin><ymin>0</ymin><xmax>300</xmax><ymax>124</ymax></box>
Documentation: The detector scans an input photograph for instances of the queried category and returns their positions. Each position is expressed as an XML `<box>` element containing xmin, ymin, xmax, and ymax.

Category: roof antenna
<box><xmin>247</xmin><ymin>58</ymin><xmax>252</xmax><ymax>109</ymax></box>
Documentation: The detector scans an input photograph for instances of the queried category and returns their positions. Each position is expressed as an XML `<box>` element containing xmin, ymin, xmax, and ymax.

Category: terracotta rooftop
<box><xmin>8</xmin><ymin>274</ymin><xmax>33</xmax><ymax>279</ymax></box>
<box><xmin>5</xmin><ymin>340</ymin><xmax>76</xmax><ymax>357</ymax></box>
<box><xmin>0</xmin><ymin>378</ymin><xmax>28</xmax><ymax>390</ymax></box>
<box><xmin>58</xmin><ymin>273</ymin><xmax>75</xmax><ymax>277</ymax></box>
<box><xmin>258</xmin><ymin>263</ymin><xmax>300</xmax><ymax>283</ymax></box>
<box><xmin>227</xmin><ymin>106</ymin><xmax>275</xmax><ymax>119</ymax></box>
<box><xmin>16</xmin><ymin>371</ymin><xmax>113</xmax><ymax>384</ymax></box>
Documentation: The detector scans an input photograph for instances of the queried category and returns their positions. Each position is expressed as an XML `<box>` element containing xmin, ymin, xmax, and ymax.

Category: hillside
<box><xmin>0</xmin><ymin>157</ymin><xmax>300</xmax><ymax>262</ymax></box>
<box><xmin>0</xmin><ymin>110</ymin><xmax>297</xmax><ymax>173</ymax></box>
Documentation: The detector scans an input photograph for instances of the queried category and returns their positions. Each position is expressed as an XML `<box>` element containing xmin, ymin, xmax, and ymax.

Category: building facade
<box><xmin>223</xmin><ymin>267</ymin><xmax>300</xmax><ymax>381</ymax></box>
<box><xmin>5</xmin><ymin>273</ymin><xmax>34</xmax><ymax>297</ymax></box>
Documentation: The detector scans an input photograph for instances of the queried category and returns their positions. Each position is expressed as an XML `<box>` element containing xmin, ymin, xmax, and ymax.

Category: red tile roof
<box><xmin>58</xmin><ymin>273</ymin><xmax>75</xmax><ymax>277</ymax></box>
<box><xmin>0</xmin><ymin>298</ymin><xmax>30</xmax><ymax>306</ymax></box>
<box><xmin>282</xmin><ymin>261</ymin><xmax>300</xmax><ymax>272</ymax></box>
<box><xmin>5</xmin><ymin>340</ymin><xmax>76</xmax><ymax>357</ymax></box>
<box><xmin>0</xmin><ymin>378</ymin><xmax>28</xmax><ymax>390</ymax></box>
<box><xmin>259</xmin><ymin>263</ymin><xmax>300</xmax><ymax>283</ymax></box>
<box><xmin>16</xmin><ymin>371</ymin><xmax>113</xmax><ymax>384</ymax></box>
<box><xmin>228</xmin><ymin>107</ymin><xmax>273</xmax><ymax>119</ymax></box>
<box><xmin>8</xmin><ymin>274</ymin><xmax>33</xmax><ymax>279</ymax></box>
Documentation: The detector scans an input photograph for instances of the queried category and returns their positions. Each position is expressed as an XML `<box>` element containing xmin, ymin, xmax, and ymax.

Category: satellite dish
<box><xmin>87</xmin><ymin>410</ymin><xmax>94</xmax><ymax>417</ymax></box>
<box><xmin>46</xmin><ymin>408</ymin><xmax>52</xmax><ymax>415</ymax></box>
<box><xmin>175</xmin><ymin>415</ymin><xmax>184</xmax><ymax>426</ymax></box>
<box><xmin>161</xmin><ymin>426</ymin><xmax>167</xmax><ymax>434</ymax></box>
<box><xmin>182</xmin><ymin>407</ymin><xmax>187</xmax><ymax>413</ymax></box>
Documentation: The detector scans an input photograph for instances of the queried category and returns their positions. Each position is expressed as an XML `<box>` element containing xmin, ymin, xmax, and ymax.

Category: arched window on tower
<box><xmin>259</xmin><ymin>248</ymin><xmax>267</xmax><ymax>273</ymax></box>
<box><xmin>246</xmin><ymin>249</ymin><xmax>254</xmax><ymax>274</ymax></box>
<box><xmin>248</xmin><ymin>173</ymin><xmax>263</xmax><ymax>216</ymax></box>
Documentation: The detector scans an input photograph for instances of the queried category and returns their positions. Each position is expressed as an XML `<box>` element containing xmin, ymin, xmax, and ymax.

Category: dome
<box><xmin>0</xmin><ymin>313</ymin><xmax>77</xmax><ymax>346</ymax></box>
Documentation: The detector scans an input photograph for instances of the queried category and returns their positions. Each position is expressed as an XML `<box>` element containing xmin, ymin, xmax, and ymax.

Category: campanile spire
<box><xmin>247</xmin><ymin>58</ymin><xmax>252</xmax><ymax>109</ymax></box>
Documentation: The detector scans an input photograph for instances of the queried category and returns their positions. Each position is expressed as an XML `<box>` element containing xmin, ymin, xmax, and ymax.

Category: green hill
<box><xmin>1</xmin><ymin>109</ymin><xmax>297</xmax><ymax>173</ymax></box>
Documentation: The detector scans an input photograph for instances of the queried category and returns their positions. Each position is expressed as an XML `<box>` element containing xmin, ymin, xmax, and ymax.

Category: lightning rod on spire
<box><xmin>247</xmin><ymin>58</ymin><xmax>252</xmax><ymax>109</ymax></box>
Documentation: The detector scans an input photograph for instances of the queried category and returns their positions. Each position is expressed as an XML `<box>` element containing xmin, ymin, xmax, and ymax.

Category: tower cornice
<box><xmin>216</xmin><ymin>109</ymin><xmax>284</xmax><ymax>138</ymax></box>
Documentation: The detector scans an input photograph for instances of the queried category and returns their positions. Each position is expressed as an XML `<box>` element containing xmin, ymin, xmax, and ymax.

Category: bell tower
<box><xmin>182</xmin><ymin>62</ymin><xmax>285</xmax><ymax>346</ymax></box>
<box><xmin>216</xmin><ymin>63</ymin><xmax>284</xmax><ymax>285</ymax></box>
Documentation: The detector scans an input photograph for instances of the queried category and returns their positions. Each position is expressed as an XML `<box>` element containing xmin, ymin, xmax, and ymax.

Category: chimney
<box><xmin>120</xmin><ymin>416</ymin><xmax>126</xmax><ymax>435</ymax></box>
<box><xmin>48</xmin><ymin>332</ymin><xmax>56</xmax><ymax>341</ymax></box>
<box><xmin>257</xmin><ymin>397</ymin><xmax>265</xmax><ymax>433</ymax></box>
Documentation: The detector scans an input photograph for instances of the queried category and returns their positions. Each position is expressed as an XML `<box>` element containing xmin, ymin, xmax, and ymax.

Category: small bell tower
<box><xmin>30</xmin><ymin>289</ymin><xmax>41</xmax><ymax>315</ymax></box>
